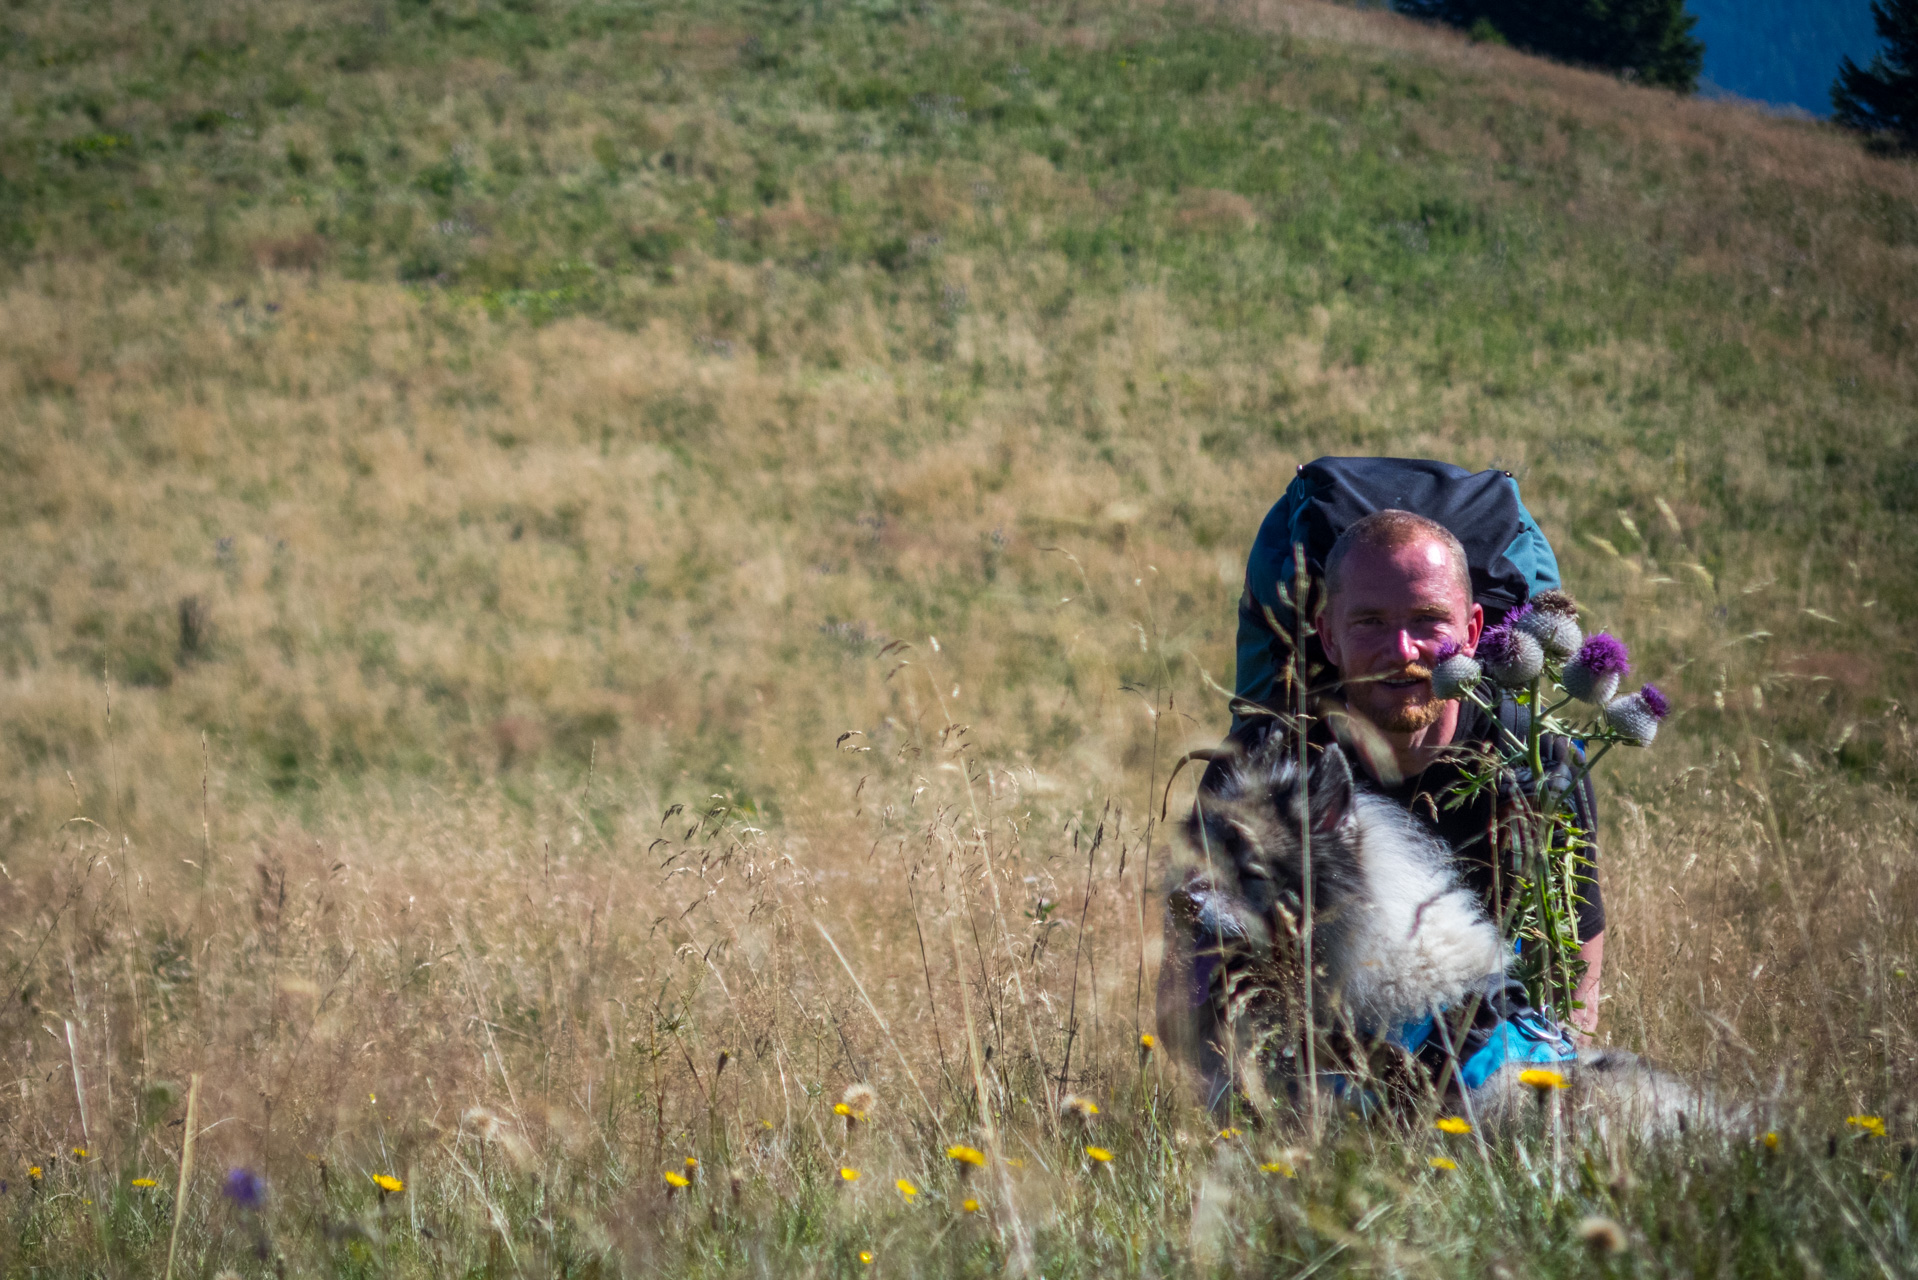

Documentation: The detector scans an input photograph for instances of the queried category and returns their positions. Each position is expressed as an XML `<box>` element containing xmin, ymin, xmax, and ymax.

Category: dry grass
<box><xmin>1</xmin><ymin>0</ymin><xmax>1915</xmax><ymax>1273</ymax></box>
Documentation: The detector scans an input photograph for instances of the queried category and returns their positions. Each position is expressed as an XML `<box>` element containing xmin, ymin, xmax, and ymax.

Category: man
<box><xmin>1310</xmin><ymin>509</ymin><xmax>1604</xmax><ymax>1038</ymax></box>
<box><xmin>1158</xmin><ymin>508</ymin><xmax>1604</xmax><ymax>1097</ymax></box>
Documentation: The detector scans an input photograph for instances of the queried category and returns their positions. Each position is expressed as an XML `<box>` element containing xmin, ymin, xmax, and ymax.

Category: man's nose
<box><xmin>1393</xmin><ymin>630</ymin><xmax>1420</xmax><ymax>664</ymax></box>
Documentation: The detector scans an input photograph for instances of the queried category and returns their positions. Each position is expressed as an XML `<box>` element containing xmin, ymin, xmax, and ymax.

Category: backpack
<box><xmin>1233</xmin><ymin>457</ymin><xmax>1561</xmax><ymax>729</ymax></box>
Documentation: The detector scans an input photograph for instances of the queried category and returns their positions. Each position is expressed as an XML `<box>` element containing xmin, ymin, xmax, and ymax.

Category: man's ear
<box><xmin>1317</xmin><ymin>606</ymin><xmax>1343</xmax><ymax>670</ymax></box>
<box><xmin>1306</xmin><ymin>746</ymin><xmax>1354</xmax><ymax>836</ymax></box>
<box><xmin>1464</xmin><ymin>601</ymin><xmax>1484</xmax><ymax>653</ymax></box>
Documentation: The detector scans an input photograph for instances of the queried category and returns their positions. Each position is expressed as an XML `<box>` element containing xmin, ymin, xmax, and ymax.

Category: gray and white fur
<box><xmin>1157</xmin><ymin>732</ymin><xmax>1740</xmax><ymax>1136</ymax></box>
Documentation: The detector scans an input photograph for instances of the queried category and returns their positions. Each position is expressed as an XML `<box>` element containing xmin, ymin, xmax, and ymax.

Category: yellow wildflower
<box><xmin>859</xmin><ymin>1252</ymin><xmax>874</xmax><ymax>1264</ymax></box>
<box><xmin>1847</xmin><ymin>1115</ymin><xmax>1887</xmax><ymax>1137</ymax></box>
<box><xmin>1429</xmin><ymin>1156</ymin><xmax>1458</xmax><ymax>1171</ymax></box>
<box><xmin>1217</xmin><ymin>1127</ymin><xmax>1242</xmax><ymax>1140</ymax></box>
<box><xmin>946</xmin><ymin>1145</ymin><xmax>986</xmax><ymax>1167</ymax></box>
<box><xmin>131</xmin><ymin>1178</ymin><xmax>157</xmax><ymax>1188</ymax></box>
<box><xmin>1259</xmin><ymin>1161</ymin><xmax>1296</xmax><ymax>1177</ymax></box>
<box><xmin>896</xmin><ymin>1178</ymin><xmax>918</xmax><ymax>1201</ymax></box>
<box><xmin>1763</xmin><ymin>1132</ymin><xmax>1781</xmax><ymax>1150</ymax></box>
<box><xmin>1517</xmin><ymin>1068</ymin><xmax>1567</xmax><ymax>1091</ymax></box>
<box><xmin>371</xmin><ymin>1174</ymin><xmax>404</xmax><ymax>1194</ymax></box>
<box><xmin>685</xmin><ymin>1156</ymin><xmax>699</xmax><ymax>1169</ymax></box>
<box><xmin>1085</xmin><ymin>1146</ymin><xmax>1113</xmax><ymax>1163</ymax></box>
<box><xmin>1436</xmin><ymin>1117</ymin><xmax>1472</xmax><ymax>1135</ymax></box>
<box><xmin>1139</xmin><ymin>1033</ymin><xmax>1157</xmax><ymax>1050</ymax></box>
<box><xmin>663</xmin><ymin>1170</ymin><xmax>690</xmax><ymax>1189</ymax></box>
<box><xmin>960</xmin><ymin>1198</ymin><xmax>980</xmax><ymax>1213</ymax></box>
<box><xmin>839</xmin><ymin>1167</ymin><xmax>860</xmax><ymax>1182</ymax></box>
<box><xmin>28</xmin><ymin>1167</ymin><xmax>42</xmax><ymax>1181</ymax></box>
<box><xmin>71</xmin><ymin>1148</ymin><xmax>87</xmax><ymax>1159</ymax></box>
<box><xmin>760</xmin><ymin>1119</ymin><xmax>775</xmax><ymax>1130</ymax></box>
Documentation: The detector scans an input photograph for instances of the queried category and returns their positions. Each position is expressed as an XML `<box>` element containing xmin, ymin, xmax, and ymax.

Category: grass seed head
<box><xmin>1578</xmin><ymin>1216</ymin><xmax>1628</xmax><ymax>1256</ymax></box>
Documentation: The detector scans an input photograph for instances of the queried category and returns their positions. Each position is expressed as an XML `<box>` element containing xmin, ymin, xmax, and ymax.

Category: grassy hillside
<box><xmin>2</xmin><ymin>0</ymin><xmax>1916</xmax><ymax>1274</ymax></box>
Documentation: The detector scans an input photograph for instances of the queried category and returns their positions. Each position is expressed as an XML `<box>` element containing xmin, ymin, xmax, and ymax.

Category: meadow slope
<box><xmin>2</xmin><ymin>0</ymin><xmax>1916</xmax><ymax>1274</ymax></box>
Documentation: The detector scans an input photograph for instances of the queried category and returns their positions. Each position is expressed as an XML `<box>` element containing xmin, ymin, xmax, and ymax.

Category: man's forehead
<box><xmin>1331</xmin><ymin>537</ymin><xmax>1469</xmax><ymax>605</ymax></box>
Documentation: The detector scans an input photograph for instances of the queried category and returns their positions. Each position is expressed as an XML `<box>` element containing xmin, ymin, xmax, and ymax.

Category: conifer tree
<box><xmin>1832</xmin><ymin>0</ymin><xmax>1918</xmax><ymax>151</ymax></box>
<box><xmin>1395</xmin><ymin>0</ymin><xmax>1703</xmax><ymax>92</ymax></box>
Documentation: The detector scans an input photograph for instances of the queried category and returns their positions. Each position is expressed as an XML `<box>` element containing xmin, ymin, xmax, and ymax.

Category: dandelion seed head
<box><xmin>461</xmin><ymin>1106</ymin><xmax>502</xmax><ymax>1141</ymax></box>
<box><xmin>841</xmin><ymin>1082</ymin><xmax>877</xmax><ymax>1115</ymax></box>
<box><xmin>1060</xmin><ymin>1094</ymin><xmax>1100</xmax><ymax>1121</ymax></box>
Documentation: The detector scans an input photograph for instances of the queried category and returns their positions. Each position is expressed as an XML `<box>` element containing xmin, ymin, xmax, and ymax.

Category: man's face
<box><xmin>1318</xmin><ymin>537</ymin><xmax>1483</xmax><ymax>734</ymax></box>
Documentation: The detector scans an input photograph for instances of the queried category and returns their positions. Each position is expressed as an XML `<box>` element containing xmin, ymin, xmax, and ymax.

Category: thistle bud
<box><xmin>1477</xmin><ymin>622</ymin><xmax>1544</xmax><ymax>688</ymax></box>
<box><xmin>1430</xmin><ymin>640</ymin><xmax>1483</xmax><ymax>701</ymax></box>
<box><xmin>1604</xmin><ymin>684</ymin><xmax>1670</xmax><ymax>746</ymax></box>
<box><xmin>1512</xmin><ymin>595</ymin><xmax>1583</xmax><ymax>660</ymax></box>
<box><xmin>1561</xmin><ymin>633</ymin><xmax>1631</xmax><ymax>705</ymax></box>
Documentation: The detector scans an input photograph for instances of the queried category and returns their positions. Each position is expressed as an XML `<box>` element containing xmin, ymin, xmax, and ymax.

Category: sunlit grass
<box><xmin>0</xmin><ymin>0</ymin><xmax>1915</xmax><ymax>1274</ymax></box>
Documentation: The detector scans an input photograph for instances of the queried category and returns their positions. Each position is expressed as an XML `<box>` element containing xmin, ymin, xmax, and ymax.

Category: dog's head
<box><xmin>1181</xmin><ymin>735</ymin><xmax>1366</xmax><ymax>938</ymax></box>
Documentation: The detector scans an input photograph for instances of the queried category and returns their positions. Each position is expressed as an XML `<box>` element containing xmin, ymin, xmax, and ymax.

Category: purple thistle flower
<box><xmin>1604</xmin><ymin>685</ymin><xmax>1671</xmax><ymax>746</ymax></box>
<box><xmin>1435</xmin><ymin>638</ymin><xmax>1462</xmax><ymax>662</ymax></box>
<box><xmin>223</xmin><ymin>1167</ymin><xmax>267</xmax><ymax>1211</ymax></box>
<box><xmin>1561</xmin><ymin>632</ymin><xmax>1631</xmax><ymax>704</ymax></box>
<box><xmin>1477</xmin><ymin>622</ymin><xmax>1544</xmax><ymax>688</ymax></box>
<box><xmin>1514</xmin><ymin>597</ymin><xmax>1582</xmax><ymax>659</ymax></box>
<box><xmin>1431</xmin><ymin>651</ymin><xmax>1482</xmax><ymax>701</ymax></box>
<box><xmin>1640</xmin><ymin>683</ymin><xmax>1670</xmax><ymax>719</ymax></box>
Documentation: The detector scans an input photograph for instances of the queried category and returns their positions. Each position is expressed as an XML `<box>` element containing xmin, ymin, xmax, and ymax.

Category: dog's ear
<box><xmin>1306</xmin><ymin>746</ymin><xmax>1354</xmax><ymax>836</ymax></box>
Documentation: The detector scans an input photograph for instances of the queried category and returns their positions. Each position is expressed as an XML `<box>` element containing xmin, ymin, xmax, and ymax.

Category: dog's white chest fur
<box><xmin>1327</xmin><ymin>794</ymin><xmax>1507</xmax><ymax>1033</ymax></box>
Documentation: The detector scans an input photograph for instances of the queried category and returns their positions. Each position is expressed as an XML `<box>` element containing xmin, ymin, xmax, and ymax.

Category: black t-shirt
<box><xmin>1206</xmin><ymin>699</ymin><xmax>1606</xmax><ymax>943</ymax></box>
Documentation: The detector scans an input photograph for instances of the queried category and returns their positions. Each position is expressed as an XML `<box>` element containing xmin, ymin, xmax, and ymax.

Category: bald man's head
<box><xmin>1323</xmin><ymin>510</ymin><xmax>1471</xmax><ymax>611</ymax></box>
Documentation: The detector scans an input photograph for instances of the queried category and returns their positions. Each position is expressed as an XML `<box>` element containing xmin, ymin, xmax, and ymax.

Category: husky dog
<box><xmin>1156</xmin><ymin>732</ymin><xmax>1735</xmax><ymax>1136</ymax></box>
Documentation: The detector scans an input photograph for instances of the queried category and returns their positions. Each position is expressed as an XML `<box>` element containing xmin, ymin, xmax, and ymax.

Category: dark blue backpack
<box><xmin>1233</xmin><ymin>457</ymin><xmax>1561</xmax><ymax>730</ymax></box>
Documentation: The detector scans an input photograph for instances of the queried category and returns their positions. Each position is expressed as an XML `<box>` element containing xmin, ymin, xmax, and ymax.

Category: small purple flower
<box><xmin>1561</xmin><ymin>633</ymin><xmax>1631</xmax><ymax>704</ymax></box>
<box><xmin>1435</xmin><ymin>638</ymin><xmax>1463</xmax><ymax>663</ymax></box>
<box><xmin>223</xmin><ymin>1167</ymin><xmax>267</xmax><ymax>1211</ymax></box>
<box><xmin>1477</xmin><ymin>622</ymin><xmax>1544</xmax><ymax>688</ymax></box>
<box><xmin>1604</xmin><ymin>685</ymin><xmax>1671</xmax><ymax>746</ymax></box>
